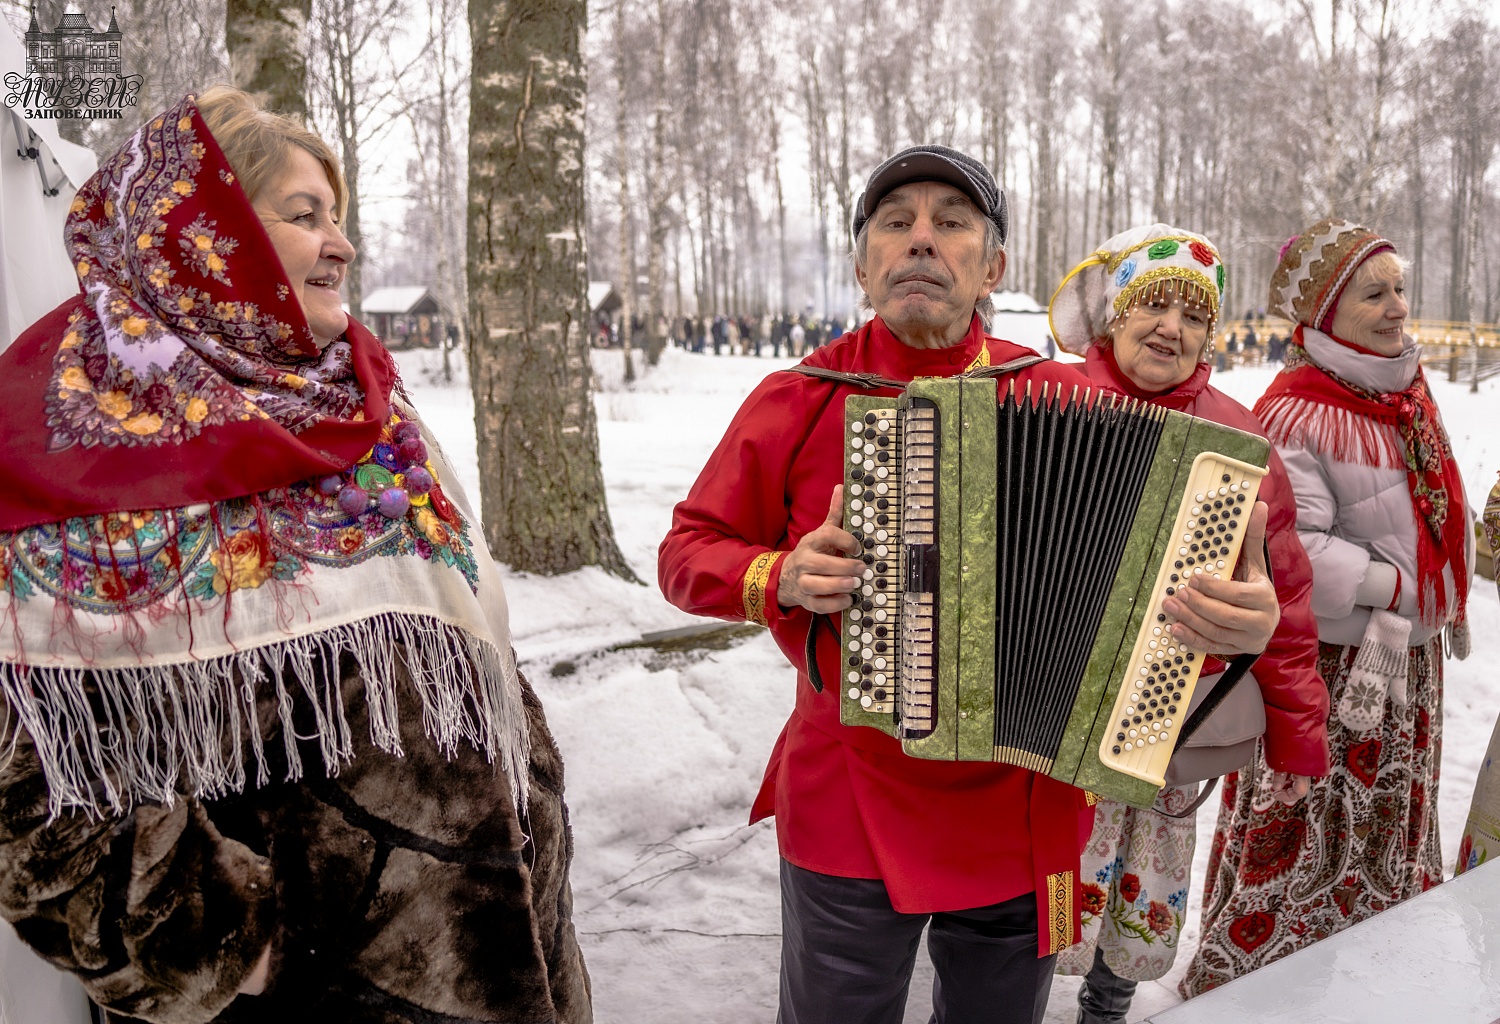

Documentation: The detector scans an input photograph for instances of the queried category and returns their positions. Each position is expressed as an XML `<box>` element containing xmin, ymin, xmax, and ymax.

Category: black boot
<box><xmin>1077</xmin><ymin>945</ymin><xmax>1137</xmax><ymax>1024</ymax></box>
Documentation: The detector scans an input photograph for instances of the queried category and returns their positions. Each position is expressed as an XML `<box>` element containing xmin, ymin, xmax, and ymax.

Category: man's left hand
<box><xmin>1161</xmin><ymin>501</ymin><xmax>1279</xmax><ymax>656</ymax></box>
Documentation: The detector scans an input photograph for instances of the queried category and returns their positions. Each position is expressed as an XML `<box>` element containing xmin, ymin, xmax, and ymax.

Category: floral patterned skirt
<box><xmin>1179</xmin><ymin>639</ymin><xmax>1443</xmax><ymax>997</ymax></box>
<box><xmin>1056</xmin><ymin>785</ymin><xmax>1201</xmax><ymax>982</ymax></box>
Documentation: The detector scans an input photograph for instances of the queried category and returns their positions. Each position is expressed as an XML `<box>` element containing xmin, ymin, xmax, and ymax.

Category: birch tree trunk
<box><xmin>317</xmin><ymin>0</ymin><xmax>373</xmax><ymax>320</ymax></box>
<box><xmin>802</xmin><ymin>59</ymin><xmax>831</xmax><ymax>317</ymax></box>
<box><xmin>433</xmin><ymin>0</ymin><xmax>465</xmax><ymax>383</ymax></box>
<box><xmin>768</xmin><ymin>100</ymin><xmax>790</xmax><ymax>316</ymax></box>
<box><xmin>614</xmin><ymin>0</ymin><xmax>636</xmax><ymax>384</ymax></box>
<box><xmin>1466</xmin><ymin>194</ymin><xmax>1481</xmax><ymax>392</ymax></box>
<box><xmin>833</xmin><ymin>45</ymin><xmax>854</xmax><ymax>308</ymax></box>
<box><xmin>467</xmin><ymin>0</ymin><xmax>636</xmax><ymax>579</ymax></box>
<box><xmin>396</xmin><ymin>0</ymin><xmax>467</xmax><ymax>382</ymax></box>
<box><xmin>1095</xmin><ymin>2</ymin><xmax>1122</xmax><ymax>237</ymax></box>
<box><xmin>225</xmin><ymin>0</ymin><xmax>312</xmax><ymax>118</ymax></box>
<box><xmin>642</xmin><ymin>0</ymin><xmax>669</xmax><ymax>366</ymax></box>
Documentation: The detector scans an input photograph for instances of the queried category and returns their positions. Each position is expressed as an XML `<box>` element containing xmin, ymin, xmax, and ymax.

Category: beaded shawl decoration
<box><xmin>0</xmin><ymin>98</ymin><xmax>529</xmax><ymax>819</ymax></box>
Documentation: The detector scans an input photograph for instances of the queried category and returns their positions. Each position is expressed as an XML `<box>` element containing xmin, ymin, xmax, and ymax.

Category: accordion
<box><xmin>838</xmin><ymin>376</ymin><xmax>1269</xmax><ymax>808</ymax></box>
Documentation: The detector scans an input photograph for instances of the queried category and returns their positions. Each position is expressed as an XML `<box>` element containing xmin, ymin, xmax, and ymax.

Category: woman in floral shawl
<box><xmin>1181</xmin><ymin>220</ymin><xmax>1473</xmax><ymax>995</ymax></box>
<box><xmin>0</xmin><ymin>88</ymin><xmax>590</xmax><ymax>1022</ymax></box>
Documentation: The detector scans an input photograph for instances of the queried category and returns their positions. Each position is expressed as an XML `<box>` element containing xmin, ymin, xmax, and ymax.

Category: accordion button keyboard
<box><xmin>1099</xmin><ymin>452</ymin><xmax>1269</xmax><ymax>787</ymax></box>
<box><xmin>844</xmin><ymin>406</ymin><xmax>904</xmax><ymax>719</ymax></box>
<box><xmin>896</xmin><ymin>402</ymin><xmax>939</xmax><ymax>737</ymax></box>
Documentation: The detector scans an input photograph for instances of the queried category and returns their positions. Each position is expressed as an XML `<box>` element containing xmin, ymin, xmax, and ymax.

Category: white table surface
<box><xmin>0</xmin><ymin>920</ymin><xmax>90</xmax><ymax>1024</ymax></box>
<box><xmin>1144</xmin><ymin>859</ymin><xmax>1500</xmax><ymax>1024</ymax></box>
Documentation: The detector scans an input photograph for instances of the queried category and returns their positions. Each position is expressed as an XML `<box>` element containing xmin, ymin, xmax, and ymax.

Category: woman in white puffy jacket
<box><xmin>1182</xmin><ymin>219</ymin><xmax>1474</xmax><ymax>995</ymax></box>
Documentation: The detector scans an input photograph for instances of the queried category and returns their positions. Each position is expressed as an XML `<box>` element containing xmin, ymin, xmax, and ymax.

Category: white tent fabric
<box><xmin>989</xmin><ymin>288</ymin><xmax>1044</xmax><ymax>313</ymax></box>
<box><xmin>363</xmin><ymin>284</ymin><xmax>433</xmax><ymax>315</ymax></box>
<box><xmin>0</xmin><ymin>18</ymin><xmax>97</xmax><ymax>1024</ymax></box>
<box><xmin>588</xmin><ymin>280</ymin><xmax>620</xmax><ymax>313</ymax></box>
<box><xmin>1</xmin><ymin>18</ymin><xmax>97</xmax><ymax>348</ymax></box>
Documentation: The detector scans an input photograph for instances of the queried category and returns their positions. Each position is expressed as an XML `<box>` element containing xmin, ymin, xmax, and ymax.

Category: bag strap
<box><xmin>1170</xmin><ymin>534</ymin><xmax>1273</xmax><ymax>749</ymax></box>
<box><xmin>803</xmin><ymin>611</ymin><xmax>836</xmax><ymax>693</ymax></box>
<box><xmin>1158</xmin><ymin>651</ymin><xmax>1256</xmax><ymax>814</ymax></box>
<box><xmin>787</xmin><ymin>365</ymin><xmax>908</xmax><ymax>390</ymax></box>
<box><xmin>961</xmin><ymin>355</ymin><xmax>1047</xmax><ymax>379</ymax></box>
<box><xmin>1160</xmin><ymin>777</ymin><xmax>1220</xmax><ymax>819</ymax></box>
<box><xmin>1171</xmin><ymin>651</ymin><xmax>1259</xmax><ymax>748</ymax></box>
<box><xmin>1160</xmin><ymin>535</ymin><xmax>1276</xmax><ymax>816</ymax></box>
<box><xmin>785</xmin><ymin>354</ymin><xmax>1046</xmax><ymax>392</ymax></box>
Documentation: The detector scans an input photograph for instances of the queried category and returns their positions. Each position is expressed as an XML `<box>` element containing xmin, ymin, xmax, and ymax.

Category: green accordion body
<box><xmin>838</xmin><ymin>377</ymin><xmax>1270</xmax><ymax>809</ymax></box>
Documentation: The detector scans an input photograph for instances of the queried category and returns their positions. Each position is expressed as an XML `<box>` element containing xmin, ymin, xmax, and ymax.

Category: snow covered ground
<box><xmin>399</xmin><ymin>340</ymin><xmax>1500</xmax><ymax>1024</ymax></box>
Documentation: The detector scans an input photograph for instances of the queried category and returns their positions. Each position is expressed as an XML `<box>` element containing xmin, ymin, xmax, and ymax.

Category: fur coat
<box><xmin>0</xmin><ymin>652</ymin><xmax>591</xmax><ymax>1024</ymax></box>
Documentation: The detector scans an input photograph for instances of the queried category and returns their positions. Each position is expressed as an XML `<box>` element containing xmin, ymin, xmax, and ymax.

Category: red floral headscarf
<box><xmin>0</xmin><ymin>95</ymin><xmax>392</xmax><ymax>532</ymax></box>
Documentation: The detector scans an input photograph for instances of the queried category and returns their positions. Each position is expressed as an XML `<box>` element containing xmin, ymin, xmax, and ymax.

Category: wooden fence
<box><xmin>1215</xmin><ymin>318</ymin><xmax>1500</xmax><ymax>385</ymax></box>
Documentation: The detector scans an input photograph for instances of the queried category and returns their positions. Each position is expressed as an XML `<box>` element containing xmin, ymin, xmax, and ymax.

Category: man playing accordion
<box><xmin>658</xmin><ymin>146</ymin><xmax>1282</xmax><ymax>1024</ymax></box>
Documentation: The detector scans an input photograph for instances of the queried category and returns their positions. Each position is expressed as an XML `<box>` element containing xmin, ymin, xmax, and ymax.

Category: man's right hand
<box><xmin>776</xmin><ymin>486</ymin><xmax>866</xmax><ymax>614</ymax></box>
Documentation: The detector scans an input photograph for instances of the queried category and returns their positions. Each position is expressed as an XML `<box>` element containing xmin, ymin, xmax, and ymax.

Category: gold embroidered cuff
<box><xmin>1045</xmin><ymin>870</ymin><xmax>1075</xmax><ymax>955</ymax></box>
<box><xmin>742</xmin><ymin>551</ymin><xmax>784</xmax><ymax>627</ymax></box>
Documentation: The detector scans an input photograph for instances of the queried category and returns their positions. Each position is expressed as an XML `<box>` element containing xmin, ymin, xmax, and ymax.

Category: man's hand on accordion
<box><xmin>777</xmin><ymin>486</ymin><xmax>866</xmax><ymax>614</ymax></box>
<box><xmin>1159</xmin><ymin>500</ymin><xmax>1280</xmax><ymax>658</ymax></box>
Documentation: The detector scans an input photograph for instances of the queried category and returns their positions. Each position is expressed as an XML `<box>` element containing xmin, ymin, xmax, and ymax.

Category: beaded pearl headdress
<box><xmin>1049</xmin><ymin>223</ymin><xmax>1226</xmax><ymax>357</ymax></box>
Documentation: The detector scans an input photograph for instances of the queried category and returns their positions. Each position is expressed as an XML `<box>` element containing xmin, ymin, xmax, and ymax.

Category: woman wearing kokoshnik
<box><xmin>0</xmin><ymin>87</ymin><xmax>591</xmax><ymax>1023</ymax></box>
<box><xmin>1046</xmin><ymin>225</ymin><xmax>1329</xmax><ymax>1024</ymax></box>
<box><xmin>1181</xmin><ymin>220</ymin><xmax>1475</xmax><ymax>996</ymax></box>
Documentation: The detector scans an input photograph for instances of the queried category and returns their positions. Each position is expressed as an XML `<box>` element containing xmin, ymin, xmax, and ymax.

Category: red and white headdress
<box><xmin>1267</xmin><ymin>218</ymin><xmax>1394</xmax><ymax>332</ymax></box>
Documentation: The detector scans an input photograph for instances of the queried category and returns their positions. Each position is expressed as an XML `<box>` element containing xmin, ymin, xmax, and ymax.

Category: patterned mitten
<box><xmin>1446</xmin><ymin>614</ymin><xmax>1471</xmax><ymax>661</ymax></box>
<box><xmin>1338</xmin><ymin>610</ymin><xmax>1411</xmax><ymax>733</ymax></box>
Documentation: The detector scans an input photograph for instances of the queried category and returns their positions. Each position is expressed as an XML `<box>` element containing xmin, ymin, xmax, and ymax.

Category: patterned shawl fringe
<box><xmin>1257</xmin><ymin>394</ymin><xmax>1406</xmax><ymax>470</ymax></box>
<box><xmin>0</xmin><ymin>611</ymin><xmax>529</xmax><ymax>822</ymax></box>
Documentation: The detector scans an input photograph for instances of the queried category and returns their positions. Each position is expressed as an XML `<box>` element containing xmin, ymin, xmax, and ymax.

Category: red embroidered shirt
<box><xmin>658</xmin><ymin>315</ymin><xmax>1098</xmax><ymax>953</ymax></box>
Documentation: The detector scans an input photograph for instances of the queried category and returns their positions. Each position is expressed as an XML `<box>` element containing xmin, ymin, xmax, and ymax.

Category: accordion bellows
<box><xmin>839</xmin><ymin>377</ymin><xmax>1269</xmax><ymax>808</ymax></box>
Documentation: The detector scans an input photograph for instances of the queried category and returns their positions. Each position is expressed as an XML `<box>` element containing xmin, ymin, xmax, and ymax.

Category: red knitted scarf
<box><xmin>1255</xmin><ymin>326</ymin><xmax>1468</xmax><ymax>627</ymax></box>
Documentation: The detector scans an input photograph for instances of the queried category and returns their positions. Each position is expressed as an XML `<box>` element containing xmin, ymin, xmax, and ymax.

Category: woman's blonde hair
<box><xmin>1351</xmin><ymin>250</ymin><xmax>1412</xmax><ymax>287</ymax></box>
<box><xmin>195</xmin><ymin>85</ymin><xmax>347</xmax><ymax>222</ymax></box>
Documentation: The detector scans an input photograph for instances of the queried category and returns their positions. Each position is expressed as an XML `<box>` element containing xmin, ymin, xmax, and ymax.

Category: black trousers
<box><xmin>777</xmin><ymin>860</ymin><xmax>1055</xmax><ymax>1024</ymax></box>
<box><xmin>1076</xmin><ymin>945</ymin><xmax>1138</xmax><ymax>1024</ymax></box>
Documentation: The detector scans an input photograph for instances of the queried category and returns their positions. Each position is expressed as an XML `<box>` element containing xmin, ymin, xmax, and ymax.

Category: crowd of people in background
<box><xmin>595</xmin><ymin>308</ymin><xmax>1304</xmax><ymax>369</ymax></box>
<box><xmin>595</xmin><ymin>312</ymin><xmax>850</xmax><ymax>357</ymax></box>
<box><xmin>1218</xmin><ymin>315</ymin><xmax>1291</xmax><ymax>368</ymax></box>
